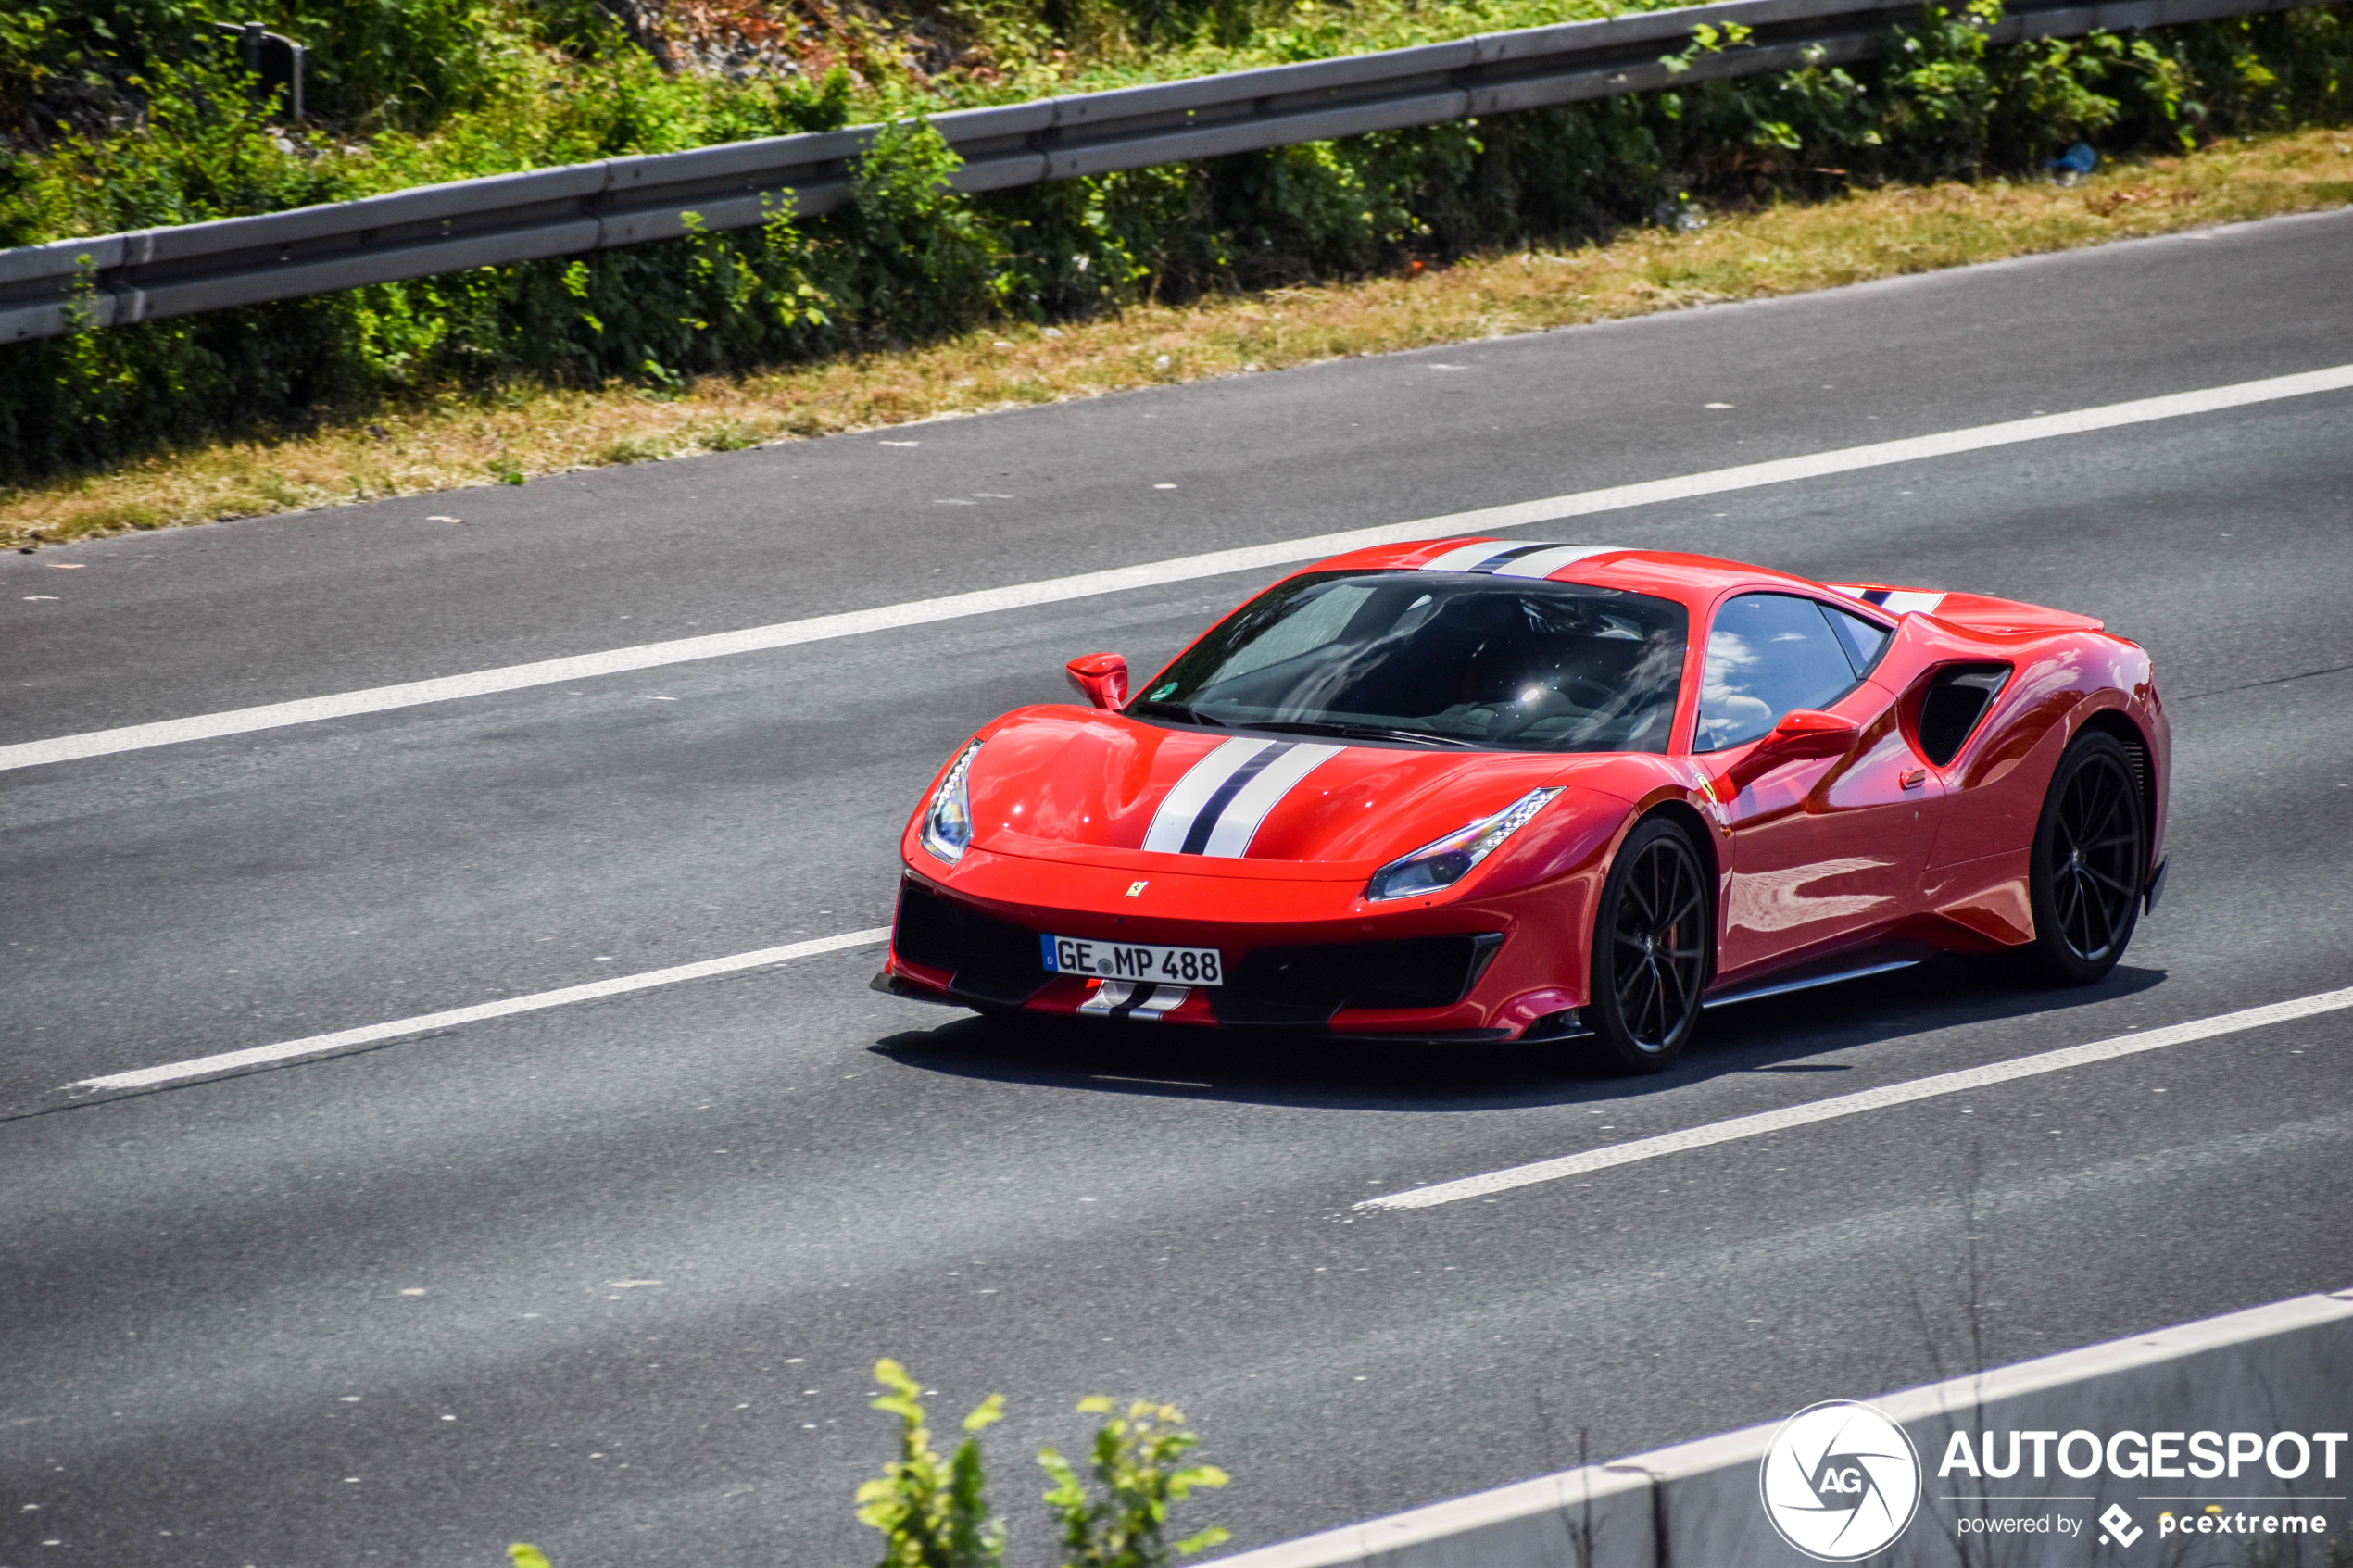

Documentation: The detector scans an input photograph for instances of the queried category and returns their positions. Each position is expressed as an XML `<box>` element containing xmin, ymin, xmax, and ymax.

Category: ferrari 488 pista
<box><xmin>875</xmin><ymin>540</ymin><xmax>2169</xmax><ymax>1071</ymax></box>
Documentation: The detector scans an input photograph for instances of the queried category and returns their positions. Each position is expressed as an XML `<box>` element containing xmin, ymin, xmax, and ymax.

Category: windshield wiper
<box><xmin>1127</xmin><ymin>699</ymin><xmax>1226</xmax><ymax>727</ymax></box>
<box><xmin>1247</xmin><ymin>719</ymin><xmax>1478</xmax><ymax>749</ymax></box>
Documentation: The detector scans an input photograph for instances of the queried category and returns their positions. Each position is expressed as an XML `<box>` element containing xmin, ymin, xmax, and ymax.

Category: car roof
<box><xmin>1303</xmin><ymin>540</ymin><xmax>1838</xmax><ymax>607</ymax></box>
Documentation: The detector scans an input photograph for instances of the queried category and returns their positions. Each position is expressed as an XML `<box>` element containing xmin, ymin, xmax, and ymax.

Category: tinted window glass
<box><xmin>1137</xmin><ymin>571</ymin><xmax>1689</xmax><ymax>754</ymax></box>
<box><xmin>1695</xmin><ymin>593</ymin><xmax>1865</xmax><ymax>752</ymax></box>
<box><xmin>1210</xmin><ymin>582</ymin><xmax>1374</xmax><ymax>684</ymax></box>
<box><xmin>1820</xmin><ymin>600</ymin><xmax>1893</xmax><ymax>676</ymax></box>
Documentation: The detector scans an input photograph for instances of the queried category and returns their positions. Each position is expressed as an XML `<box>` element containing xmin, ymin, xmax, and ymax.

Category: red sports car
<box><xmin>876</xmin><ymin>540</ymin><xmax>2170</xmax><ymax>1071</ymax></box>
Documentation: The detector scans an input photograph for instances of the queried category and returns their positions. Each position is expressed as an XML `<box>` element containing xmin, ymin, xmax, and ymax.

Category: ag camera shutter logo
<box><xmin>1759</xmin><ymin>1400</ymin><xmax>1923</xmax><ymax>1561</ymax></box>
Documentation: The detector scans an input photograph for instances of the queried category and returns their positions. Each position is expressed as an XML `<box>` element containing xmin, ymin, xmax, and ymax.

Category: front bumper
<box><xmin>879</xmin><ymin>859</ymin><xmax>1586</xmax><ymax>1041</ymax></box>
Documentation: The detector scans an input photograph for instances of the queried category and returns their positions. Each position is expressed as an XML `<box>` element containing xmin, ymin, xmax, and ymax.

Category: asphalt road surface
<box><xmin>4</xmin><ymin>207</ymin><xmax>2350</xmax><ymax>1568</ymax></box>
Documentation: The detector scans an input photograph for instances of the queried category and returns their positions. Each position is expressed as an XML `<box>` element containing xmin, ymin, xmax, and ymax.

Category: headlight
<box><xmin>1366</xmin><ymin>787</ymin><xmax>1561</xmax><ymax>902</ymax></box>
<box><xmin>919</xmin><ymin>740</ymin><xmax>984</xmax><ymax>864</ymax></box>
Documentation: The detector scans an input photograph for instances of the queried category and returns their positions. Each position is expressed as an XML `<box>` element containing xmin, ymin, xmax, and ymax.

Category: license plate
<box><xmin>1042</xmin><ymin>934</ymin><xmax>1223</xmax><ymax>987</ymax></box>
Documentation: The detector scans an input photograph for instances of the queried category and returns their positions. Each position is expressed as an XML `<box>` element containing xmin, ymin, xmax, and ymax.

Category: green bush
<box><xmin>0</xmin><ymin>0</ymin><xmax>528</xmax><ymax>143</ymax></box>
<box><xmin>853</xmin><ymin>1361</ymin><xmax>1228</xmax><ymax>1568</ymax></box>
<box><xmin>0</xmin><ymin>0</ymin><xmax>2347</xmax><ymax>480</ymax></box>
<box><xmin>856</xmin><ymin>1357</ymin><xmax>1010</xmax><ymax>1568</ymax></box>
<box><xmin>504</xmin><ymin>1361</ymin><xmax>1227</xmax><ymax>1568</ymax></box>
<box><xmin>1039</xmin><ymin>1397</ymin><xmax>1231</xmax><ymax>1568</ymax></box>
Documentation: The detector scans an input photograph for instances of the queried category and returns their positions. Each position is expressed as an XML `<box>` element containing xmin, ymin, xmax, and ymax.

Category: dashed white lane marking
<box><xmin>68</xmin><ymin>927</ymin><xmax>892</xmax><ymax>1093</ymax></box>
<box><xmin>6</xmin><ymin>362</ymin><xmax>2351</xmax><ymax>775</ymax></box>
<box><xmin>1359</xmin><ymin>985</ymin><xmax>2353</xmax><ymax>1210</ymax></box>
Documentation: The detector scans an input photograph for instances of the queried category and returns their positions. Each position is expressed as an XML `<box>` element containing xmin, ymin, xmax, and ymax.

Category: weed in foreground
<box><xmin>858</xmin><ymin>1357</ymin><xmax>1009</xmax><ymax>1568</ymax></box>
<box><xmin>1039</xmin><ymin>1397</ymin><xmax>1231</xmax><ymax>1568</ymax></box>
<box><xmin>503</xmin><ymin>1359</ymin><xmax>1227</xmax><ymax>1568</ymax></box>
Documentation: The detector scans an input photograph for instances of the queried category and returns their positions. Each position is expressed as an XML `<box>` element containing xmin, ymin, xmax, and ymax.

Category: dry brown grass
<box><xmin>7</xmin><ymin>127</ymin><xmax>2349</xmax><ymax>550</ymax></box>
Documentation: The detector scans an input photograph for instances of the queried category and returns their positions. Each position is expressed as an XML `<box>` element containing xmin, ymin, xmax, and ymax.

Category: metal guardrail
<box><xmin>0</xmin><ymin>0</ymin><xmax>2315</xmax><ymax>345</ymax></box>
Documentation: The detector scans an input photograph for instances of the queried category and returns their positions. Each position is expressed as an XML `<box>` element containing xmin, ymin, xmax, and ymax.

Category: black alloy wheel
<box><xmin>1589</xmin><ymin>817</ymin><xmax>1712</xmax><ymax>1073</ymax></box>
<box><xmin>2026</xmin><ymin>730</ymin><xmax>2147</xmax><ymax>985</ymax></box>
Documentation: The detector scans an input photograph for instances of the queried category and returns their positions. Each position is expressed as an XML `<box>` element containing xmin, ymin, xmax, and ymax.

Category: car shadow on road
<box><xmin>867</xmin><ymin>958</ymin><xmax>2170</xmax><ymax>1113</ymax></box>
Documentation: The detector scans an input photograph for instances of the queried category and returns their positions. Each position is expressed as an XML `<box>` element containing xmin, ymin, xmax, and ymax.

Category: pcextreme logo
<box><xmin>1759</xmin><ymin>1400</ymin><xmax>1924</xmax><ymax>1561</ymax></box>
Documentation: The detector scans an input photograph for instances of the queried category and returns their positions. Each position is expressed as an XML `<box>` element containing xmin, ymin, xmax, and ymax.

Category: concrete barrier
<box><xmin>1222</xmin><ymin>1289</ymin><xmax>2353</xmax><ymax>1567</ymax></box>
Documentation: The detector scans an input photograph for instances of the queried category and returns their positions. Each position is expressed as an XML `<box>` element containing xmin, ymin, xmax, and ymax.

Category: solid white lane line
<box><xmin>68</xmin><ymin>926</ymin><xmax>892</xmax><ymax>1092</ymax></box>
<box><xmin>1358</xmin><ymin>984</ymin><xmax>2353</xmax><ymax>1211</ymax></box>
<box><xmin>7</xmin><ymin>363</ymin><xmax>2350</xmax><ymax>776</ymax></box>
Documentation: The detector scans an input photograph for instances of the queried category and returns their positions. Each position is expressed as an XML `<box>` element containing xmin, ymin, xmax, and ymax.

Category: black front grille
<box><xmin>892</xmin><ymin>881</ymin><xmax>1049</xmax><ymax>1006</ymax></box>
<box><xmin>1212</xmin><ymin>933</ymin><xmax>1504</xmax><ymax>1027</ymax></box>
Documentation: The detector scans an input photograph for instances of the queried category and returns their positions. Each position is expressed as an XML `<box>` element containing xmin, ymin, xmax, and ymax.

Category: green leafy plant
<box><xmin>851</xmin><ymin>1364</ymin><xmax>1228</xmax><ymax>1568</ymax></box>
<box><xmin>1039</xmin><ymin>1397</ymin><xmax>1231</xmax><ymax>1568</ymax></box>
<box><xmin>855</xmin><ymin>1357</ymin><xmax>1010</xmax><ymax>1568</ymax></box>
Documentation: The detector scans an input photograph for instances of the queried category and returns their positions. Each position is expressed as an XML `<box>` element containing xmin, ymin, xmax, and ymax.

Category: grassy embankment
<box><xmin>5</xmin><ymin>125</ymin><xmax>2347</xmax><ymax>550</ymax></box>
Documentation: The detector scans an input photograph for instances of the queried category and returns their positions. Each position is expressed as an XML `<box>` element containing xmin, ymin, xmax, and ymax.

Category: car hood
<box><xmin>960</xmin><ymin>707</ymin><xmax>1643</xmax><ymax>875</ymax></box>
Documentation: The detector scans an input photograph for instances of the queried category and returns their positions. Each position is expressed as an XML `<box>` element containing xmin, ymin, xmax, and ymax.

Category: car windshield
<box><xmin>1132</xmin><ymin>571</ymin><xmax>1689</xmax><ymax>753</ymax></box>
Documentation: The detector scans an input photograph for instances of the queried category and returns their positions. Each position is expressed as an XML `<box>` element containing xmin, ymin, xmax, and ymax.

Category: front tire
<box><xmin>2025</xmin><ymin>730</ymin><xmax>2146</xmax><ymax>985</ymax></box>
<box><xmin>1588</xmin><ymin>818</ymin><xmax>1712</xmax><ymax>1073</ymax></box>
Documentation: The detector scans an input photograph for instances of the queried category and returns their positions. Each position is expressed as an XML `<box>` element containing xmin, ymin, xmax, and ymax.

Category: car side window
<box><xmin>1694</xmin><ymin>593</ymin><xmax>1866</xmax><ymax>752</ymax></box>
<box><xmin>1820</xmin><ymin>600</ymin><xmax>1893</xmax><ymax>676</ymax></box>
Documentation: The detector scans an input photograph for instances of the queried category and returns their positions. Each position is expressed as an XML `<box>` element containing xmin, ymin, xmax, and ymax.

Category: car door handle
<box><xmin>1900</xmin><ymin>769</ymin><xmax>1927</xmax><ymax>790</ymax></box>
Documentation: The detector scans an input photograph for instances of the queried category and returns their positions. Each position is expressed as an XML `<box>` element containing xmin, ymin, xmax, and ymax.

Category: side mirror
<box><xmin>1064</xmin><ymin>652</ymin><xmax>1129</xmax><ymax>709</ymax></box>
<box><xmin>1713</xmin><ymin>709</ymin><xmax>1859</xmax><ymax>798</ymax></box>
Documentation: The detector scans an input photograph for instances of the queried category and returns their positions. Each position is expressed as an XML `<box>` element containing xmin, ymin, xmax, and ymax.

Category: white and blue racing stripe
<box><xmin>1195</xmin><ymin>740</ymin><xmax>1342</xmax><ymax>856</ymax></box>
<box><xmin>1143</xmin><ymin>737</ymin><xmax>1345</xmax><ymax>857</ymax></box>
<box><xmin>1828</xmin><ymin>583</ymin><xmax>1947</xmax><ymax>614</ymax></box>
<box><xmin>1142</xmin><ymin>737</ymin><xmax>1269</xmax><ymax>853</ymax></box>
<box><xmin>1416</xmin><ymin>540</ymin><xmax>1629</xmax><ymax>576</ymax></box>
<box><xmin>1079</xmin><ymin>981</ymin><xmax>1189</xmax><ymax>1019</ymax></box>
<box><xmin>1489</xmin><ymin>543</ymin><xmax>1635</xmax><ymax>578</ymax></box>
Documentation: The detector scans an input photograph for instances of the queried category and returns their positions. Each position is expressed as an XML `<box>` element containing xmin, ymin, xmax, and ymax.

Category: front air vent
<box><xmin>1213</xmin><ymin>934</ymin><xmax>1504</xmax><ymax>1027</ymax></box>
<box><xmin>892</xmin><ymin>880</ymin><xmax>1050</xmax><ymax>1006</ymax></box>
<box><xmin>1917</xmin><ymin>664</ymin><xmax>2009</xmax><ymax>767</ymax></box>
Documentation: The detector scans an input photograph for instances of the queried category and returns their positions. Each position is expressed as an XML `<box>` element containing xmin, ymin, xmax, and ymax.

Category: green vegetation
<box><xmin>858</xmin><ymin>1357</ymin><xmax>1011</xmax><ymax>1568</ymax></box>
<box><xmin>1039</xmin><ymin>1396</ymin><xmax>1231</xmax><ymax>1567</ymax></box>
<box><xmin>1</xmin><ymin>0</ymin><xmax>2347</xmax><ymax>482</ymax></box>
<box><xmin>8</xmin><ymin>124</ymin><xmax>2349</xmax><ymax>547</ymax></box>
<box><xmin>502</xmin><ymin>1359</ymin><xmax>1227</xmax><ymax>1568</ymax></box>
<box><xmin>852</xmin><ymin>1359</ymin><xmax>1228</xmax><ymax>1568</ymax></box>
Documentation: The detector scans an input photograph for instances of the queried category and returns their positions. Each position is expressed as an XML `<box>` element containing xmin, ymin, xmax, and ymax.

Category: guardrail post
<box><xmin>212</xmin><ymin>20</ymin><xmax>305</xmax><ymax>121</ymax></box>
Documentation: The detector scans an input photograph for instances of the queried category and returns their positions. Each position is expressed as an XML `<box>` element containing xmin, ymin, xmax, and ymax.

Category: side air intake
<box><xmin>1917</xmin><ymin>664</ymin><xmax>2009</xmax><ymax>768</ymax></box>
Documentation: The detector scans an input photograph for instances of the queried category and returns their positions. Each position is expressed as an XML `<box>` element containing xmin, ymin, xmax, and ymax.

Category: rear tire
<box><xmin>1588</xmin><ymin>818</ymin><xmax>1712</xmax><ymax>1073</ymax></box>
<box><xmin>2025</xmin><ymin>730</ymin><xmax>2146</xmax><ymax>985</ymax></box>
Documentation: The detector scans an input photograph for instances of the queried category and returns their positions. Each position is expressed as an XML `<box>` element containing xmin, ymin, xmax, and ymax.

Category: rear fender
<box><xmin>1924</xmin><ymin>632</ymin><xmax>2158</xmax><ymax>873</ymax></box>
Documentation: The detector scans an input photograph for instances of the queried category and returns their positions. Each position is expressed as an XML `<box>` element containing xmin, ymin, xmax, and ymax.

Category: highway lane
<box><xmin>4</xmin><ymin>207</ymin><xmax>2350</xmax><ymax>741</ymax></box>
<box><xmin>4</xmin><ymin>210</ymin><xmax>2352</xmax><ymax>1566</ymax></box>
<box><xmin>6</xmin><ymin>389</ymin><xmax>2349</xmax><ymax>1104</ymax></box>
